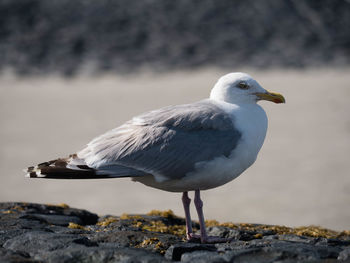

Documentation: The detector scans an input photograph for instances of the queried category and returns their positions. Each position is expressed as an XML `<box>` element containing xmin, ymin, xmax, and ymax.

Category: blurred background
<box><xmin>0</xmin><ymin>0</ymin><xmax>349</xmax><ymax>230</ymax></box>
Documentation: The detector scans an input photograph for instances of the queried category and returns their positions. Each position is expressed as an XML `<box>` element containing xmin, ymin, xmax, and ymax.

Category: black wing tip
<box><xmin>24</xmin><ymin>170</ymin><xmax>46</xmax><ymax>178</ymax></box>
<box><xmin>24</xmin><ymin>155</ymin><xmax>100</xmax><ymax>179</ymax></box>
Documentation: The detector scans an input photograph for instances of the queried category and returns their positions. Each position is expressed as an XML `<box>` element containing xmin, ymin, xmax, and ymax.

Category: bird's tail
<box><xmin>25</xmin><ymin>154</ymin><xmax>99</xmax><ymax>179</ymax></box>
<box><xmin>25</xmin><ymin>154</ymin><xmax>145</xmax><ymax>179</ymax></box>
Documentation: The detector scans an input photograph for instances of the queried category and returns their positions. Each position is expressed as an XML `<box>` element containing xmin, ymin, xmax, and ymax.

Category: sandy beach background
<box><xmin>1</xmin><ymin>68</ymin><xmax>349</xmax><ymax>231</ymax></box>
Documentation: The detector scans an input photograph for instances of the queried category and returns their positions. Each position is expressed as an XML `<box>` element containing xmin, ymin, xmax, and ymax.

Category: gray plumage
<box><xmin>79</xmin><ymin>99</ymin><xmax>242</xmax><ymax>180</ymax></box>
<box><xmin>25</xmin><ymin>72</ymin><xmax>284</xmax><ymax>244</ymax></box>
<box><xmin>26</xmin><ymin>100</ymin><xmax>242</xmax><ymax>180</ymax></box>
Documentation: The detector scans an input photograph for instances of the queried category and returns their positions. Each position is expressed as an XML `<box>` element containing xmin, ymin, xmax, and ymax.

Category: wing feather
<box><xmin>79</xmin><ymin>100</ymin><xmax>241</xmax><ymax>180</ymax></box>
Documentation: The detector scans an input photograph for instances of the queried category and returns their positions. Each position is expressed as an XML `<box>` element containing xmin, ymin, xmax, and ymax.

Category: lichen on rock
<box><xmin>1</xmin><ymin>202</ymin><xmax>349</xmax><ymax>262</ymax></box>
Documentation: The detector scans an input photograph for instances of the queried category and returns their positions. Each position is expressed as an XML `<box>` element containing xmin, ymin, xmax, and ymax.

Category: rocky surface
<box><xmin>1</xmin><ymin>202</ymin><xmax>350</xmax><ymax>262</ymax></box>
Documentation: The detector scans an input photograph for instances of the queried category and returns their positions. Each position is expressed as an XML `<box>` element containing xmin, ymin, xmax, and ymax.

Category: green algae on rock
<box><xmin>1</xmin><ymin>202</ymin><xmax>350</xmax><ymax>262</ymax></box>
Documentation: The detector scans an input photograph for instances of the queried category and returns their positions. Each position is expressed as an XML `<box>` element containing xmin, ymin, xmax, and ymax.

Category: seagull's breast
<box><xmin>180</xmin><ymin>103</ymin><xmax>268</xmax><ymax>190</ymax></box>
<box><xmin>137</xmin><ymin>102</ymin><xmax>268</xmax><ymax>192</ymax></box>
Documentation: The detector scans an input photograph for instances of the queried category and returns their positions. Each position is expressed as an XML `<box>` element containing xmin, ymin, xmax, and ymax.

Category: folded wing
<box><xmin>79</xmin><ymin>100</ymin><xmax>242</xmax><ymax>181</ymax></box>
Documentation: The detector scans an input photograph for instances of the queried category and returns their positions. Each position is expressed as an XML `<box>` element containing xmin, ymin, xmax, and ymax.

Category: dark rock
<box><xmin>263</xmin><ymin>234</ymin><xmax>316</xmax><ymax>244</ymax></box>
<box><xmin>181</xmin><ymin>250</ymin><xmax>226</xmax><ymax>263</ymax></box>
<box><xmin>0</xmin><ymin>229</ymin><xmax>30</xmax><ymax>246</ymax></box>
<box><xmin>205</xmin><ymin>226</ymin><xmax>240</xmax><ymax>240</ymax></box>
<box><xmin>1</xmin><ymin>202</ymin><xmax>349</xmax><ymax>263</ymax></box>
<box><xmin>338</xmin><ymin>248</ymin><xmax>350</xmax><ymax>261</ymax></box>
<box><xmin>0</xmin><ymin>247</ymin><xmax>37</xmax><ymax>263</ymax></box>
<box><xmin>165</xmin><ymin>243</ymin><xmax>217</xmax><ymax>261</ymax></box>
<box><xmin>234</xmin><ymin>238</ymin><xmax>341</xmax><ymax>261</ymax></box>
<box><xmin>0</xmin><ymin>202</ymin><xmax>98</xmax><ymax>225</ymax></box>
<box><xmin>327</xmin><ymin>238</ymin><xmax>350</xmax><ymax>247</ymax></box>
<box><xmin>39</xmin><ymin>246</ymin><xmax>169</xmax><ymax>263</ymax></box>
<box><xmin>3</xmin><ymin>231</ymin><xmax>97</xmax><ymax>255</ymax></box>
<box><xmin>91</xmin><ymin>228</ymin><xmax>181</xmax><ymax>250</ymax></box>
<box><xmin>20</xmin><ymin>213</ymin><xmax>83</xmax><ymax>226</ymax></box>
<box><xmin>230</xmin><ymin>248</ymin><xmax>293</xmax><ymax>263</ymax></box>
<box><xmin>48</xmin><ymin>225</ymin><xmax>90</xmax><ymax>234</ymax></box>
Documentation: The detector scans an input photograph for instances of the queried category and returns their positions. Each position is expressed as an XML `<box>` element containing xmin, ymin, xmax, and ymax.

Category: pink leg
<box><xmin>194</xmin><ymin>190</ymin><xmax>232</xmax><ymax>243</ymax></box>
<box><xmin>182</xmin><ymin>192</ymin><xmax>200</xmax><ymax>241</ymax></box>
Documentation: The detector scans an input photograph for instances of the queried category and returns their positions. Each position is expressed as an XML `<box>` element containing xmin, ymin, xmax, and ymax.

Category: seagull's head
<box><xmin>210</xmin><ymin>72</ymin><xmax>285</xmax><ymax>105</ymax></box>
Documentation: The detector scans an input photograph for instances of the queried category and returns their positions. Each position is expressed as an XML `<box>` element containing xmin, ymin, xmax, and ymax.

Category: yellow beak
<box><xmin>255</xmin><ymin>90</ymin><xmax>285</xmax><ymax>104</ymax></box>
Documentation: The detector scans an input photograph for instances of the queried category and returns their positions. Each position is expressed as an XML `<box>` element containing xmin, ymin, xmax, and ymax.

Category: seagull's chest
<box><xmin>231</xmin><ymin>105</ymin><xmax>268</xmax><ymax>164</ymax></box>
<box><xmin>181</xmin><ymin>104</ymin><xmax>268</xmax><ymax>190</ymax></box>
<box><xmin>135</xmin><ymin>104</ymin><xmax>268</xmax><ymax>192</ymax></box>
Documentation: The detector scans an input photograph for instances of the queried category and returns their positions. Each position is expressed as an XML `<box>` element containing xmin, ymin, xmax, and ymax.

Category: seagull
<box><xmin>26</xmin><ymin>72</ymin><xmax>285</xmax><ymax>243</ymax></box>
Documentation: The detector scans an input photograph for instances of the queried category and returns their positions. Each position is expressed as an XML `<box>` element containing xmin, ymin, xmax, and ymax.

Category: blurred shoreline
<box><xmin>1</xmin><ymin>0</ymin><xmax>349</xmax><ymax>75</ymax></box>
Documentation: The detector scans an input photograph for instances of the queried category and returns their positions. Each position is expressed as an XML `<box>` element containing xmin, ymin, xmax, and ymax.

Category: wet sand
<box><xmin>0</xmin><ymin>68</ymin><xmax>349</xmax><ymax>230</ymax></box>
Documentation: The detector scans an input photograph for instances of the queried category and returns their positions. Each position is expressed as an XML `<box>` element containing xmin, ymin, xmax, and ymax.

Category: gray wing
<box><xmin>79</xmin><ymin>100</ymin><xmax>241</xmax><ymax>180</ymax></box>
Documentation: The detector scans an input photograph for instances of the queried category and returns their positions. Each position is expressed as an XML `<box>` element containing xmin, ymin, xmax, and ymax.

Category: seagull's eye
<box><xmin>238</xmin><ymin>82</ymin><xmax>249</xmax><ymax>90</ymax></box>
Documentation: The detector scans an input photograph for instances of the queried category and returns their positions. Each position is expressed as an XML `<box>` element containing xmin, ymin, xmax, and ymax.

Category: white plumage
<box><xmin>134</xmin><ymin>101</ymin><xmax>268</xmax><ymax>192</ymax></box>
<box><xmin>26</xmin><ymin>72</ymin><xmax>285</xmax><ymax>243</ymax></box>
